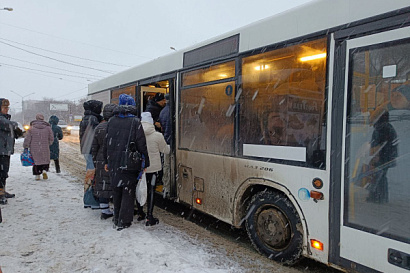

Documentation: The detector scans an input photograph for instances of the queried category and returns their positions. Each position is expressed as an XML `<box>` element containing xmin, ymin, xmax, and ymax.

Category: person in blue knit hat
<box><xmin>103</xmin><ymin>94</ymin><xmax>150</xmax><ymax>230</ymax></box>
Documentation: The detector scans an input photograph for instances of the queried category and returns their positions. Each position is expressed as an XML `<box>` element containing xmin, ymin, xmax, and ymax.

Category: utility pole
<box><xmin>10</xmin><ymin>90</ymin><xmax>35</xmax><ymax>124</ymax></box>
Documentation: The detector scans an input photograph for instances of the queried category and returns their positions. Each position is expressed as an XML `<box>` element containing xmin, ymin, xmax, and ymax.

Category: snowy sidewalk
<box><xmin>0</xmin><ymin>141</ymin><xmax>240</xmax><ymax>273</ymax></box>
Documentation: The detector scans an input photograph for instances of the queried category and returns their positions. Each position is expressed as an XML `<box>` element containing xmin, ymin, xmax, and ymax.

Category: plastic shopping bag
<box><xmin>83</xmin><ymin>186</ymin><xmax>100</xmax><ymax>209</ymax></box>
<box><xmin>136</xmin><ymin>172</ymin><xmax>147</xmax><ymax>206</ymax></box>
<box><xmin>20</xmin><ymin>149</ymin><xmax>34</xmax><ymax>166</ymax></box>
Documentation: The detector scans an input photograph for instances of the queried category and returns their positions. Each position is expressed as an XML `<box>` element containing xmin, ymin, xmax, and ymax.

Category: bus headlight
<box><xmin>67</xmin><ymin>126</ymin><xmax>72</xmax><ymax>131</ymax></box>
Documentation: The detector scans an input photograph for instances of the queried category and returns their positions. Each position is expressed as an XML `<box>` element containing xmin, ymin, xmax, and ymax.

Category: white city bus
<box><xmin>89</xmin><ymin>1</ymin><xmax>410</xmax><ymax>271</ymax></box>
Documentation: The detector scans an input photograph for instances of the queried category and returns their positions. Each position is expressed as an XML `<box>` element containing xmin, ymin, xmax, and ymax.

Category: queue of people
<box><xmin>1</xmin><ymin>92</ymin><xmax>170</xmax><ymax>231</ymax></box>
<box><xmin>78</xmin><ymin>92</ymin><xmax>170</xmax><ymax>230</ymax></box>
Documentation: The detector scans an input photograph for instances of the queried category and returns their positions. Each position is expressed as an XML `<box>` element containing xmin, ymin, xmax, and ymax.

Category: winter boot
<box><xmin>1</xmin><ymin>179</ymin><xmax>15</xmax><ymax>198</ymax></box>
<box><xmin>134</xmin><ymin>202</ymin><xmax>146</xmax><ymax>221</ymax></box>
<box><xmin>101</xmin><ymin>212</ymin><xmax>113</xmax><ymax>220</ymax></box>
<box><xmin>5</xmin><ymin>192</ymin><xmax>15</xmax><ymax>198</ymax></box>
<box><xmin>42</xmin><ymin>171</ymin><xmax>48</xmax><ymax>180</ymax></box>
<box><xmin>137</xmin><ymin>212</ymin><xmax>146</xmax><ymax>222</ymax></box>
<box><xmin>117</xmin><ymin>222</ymin><xmax>131</xmax><ymax>231</ymax></box>
<box><xmin>84</xmin><ymin>169</ymin><xmax>95</xmax><ymax>191</ymax></box>
<box><xmin>35</xmin><ymin>175</ymin><xmax>41</xmax><ymax>181</ymax></box>
<box><xmin>0</xmin><ymin>188</ymin><xmax>7</xmax><ymax>205</ymax></box>
<box><xmin>55</xmin><ymin>159</ymin><xmax>61</xmax><ymax>173</ymax></box>
<box><xmin>145</xmin><ymin>215</ymin><xmax>159</xmax><ymax>226</ymax></box>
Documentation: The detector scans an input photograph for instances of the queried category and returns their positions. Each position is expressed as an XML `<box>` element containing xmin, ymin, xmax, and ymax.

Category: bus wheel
<box><xmin>245</xmin><ymin>191</ymin><xmax>303</xmax><ymax>265</ymax></box>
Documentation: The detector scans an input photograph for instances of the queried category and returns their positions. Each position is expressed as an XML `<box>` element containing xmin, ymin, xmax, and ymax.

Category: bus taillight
<box><xmin>195</xmin><ymin>198</ymin><xmax>202</xmax><ymax>205</ymax></box>
<box><xmin>310</xmin><ymin>239</ymin><xmax>323</xmax><ymax>251</ymax></box>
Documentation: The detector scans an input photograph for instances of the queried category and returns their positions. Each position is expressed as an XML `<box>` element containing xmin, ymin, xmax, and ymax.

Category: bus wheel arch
<box><xmin>245</xmin><ymin>190</ymin><xmax>304</xmax><ymax>265</ymax></box>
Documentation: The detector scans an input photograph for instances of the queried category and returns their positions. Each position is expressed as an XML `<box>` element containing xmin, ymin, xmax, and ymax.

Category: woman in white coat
<box><xmin>137</xmin><ymin>112</ymin><xmax>170</xmax><ymax>226</ymax></box>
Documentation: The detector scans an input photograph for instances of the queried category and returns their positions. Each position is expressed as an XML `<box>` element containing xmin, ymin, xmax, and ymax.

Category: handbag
<box><xmin>83</xmin><ymin>186</ymin><xmax>100</xmax><ymax>209</ymax></box>
<box><xmin>119</xmin><ymin>118</ymin><xmax>142</xmax><ymax>171</ymax></box>
<box><xmin>136</xmin><ymin>172</ymin><xmax>148</xmax><ymax>206</ymax></box>
<box><xmin>20</xmin><ymin>148</ymin><xmax>34</xmax><ymax>166</ymax></box>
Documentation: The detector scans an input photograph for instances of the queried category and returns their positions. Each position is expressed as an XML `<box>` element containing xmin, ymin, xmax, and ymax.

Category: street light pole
<box><xmin>10</xmin><ymin>90</ymin><xmax>35</xmax><ymax>124</ymax></box>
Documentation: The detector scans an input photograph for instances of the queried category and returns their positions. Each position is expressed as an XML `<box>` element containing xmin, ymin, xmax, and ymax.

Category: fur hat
<box><xmin>102</xmin><ymin>103</ymin><xmax>117</xmax><ymax>120</ymax></box>
<box><xmin>0</xmin><ymin>98</ymin><xmax>10</xmax><ymax>107</ymax></box>
<box><xmin>119</xmin><ymin>94</ymin><xmax>136</xmax><ymax>106</ymax></box>
<box><xmin>141</xmin><ymin>112</ymin><xmax>153</xmax><ymax>124</ymax></box>
<box><xmin>49</xmin><ymin>115</ymin><xmax>59</xmax><ymax>125</ymax></box>
<box><xmin>36</xmin><ymin>114</ymin><xmax>45</xmax><ymax>121</ymax></box>
<box><xmin>153</xmin><ymin>93</ymin><xmax>165</xmax><ymax>102</ymax></box>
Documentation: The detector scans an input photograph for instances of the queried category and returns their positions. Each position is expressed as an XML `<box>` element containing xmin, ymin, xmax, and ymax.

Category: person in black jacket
<box><xmin>0</xmin><ymin>98</ymin><xmax>23</xmax><ymax>204</ymax></box>
<box><xmin>49</xmin><ymin>115</ymin><xmax>63</xmax><ymax>173</ymax></box>
<box><xmin>79</xmin><ymin>100</ymin><xmax>103</xmax><ymax>191</ymax></box>
<box><xmin>91</xmin><ymin>103</ymin><xmax>116</xmax><ymax>219</ymax></box>
<box><xmin>103</xmin><ymin>94</ymin><xmax>149</xmax><ymax>230</ymax></box>
<box><xmin>145</xmin><ymin>93</ymin><xmax>166</xmax><ymax>131</ymax></box>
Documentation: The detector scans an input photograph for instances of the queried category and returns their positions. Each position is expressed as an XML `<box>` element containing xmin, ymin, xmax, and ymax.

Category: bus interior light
<box><xmin>254</xmin><ymin>65</ymin><xmax>269</xmax><ymax>71</ymax></box>
<box><xmin>195</xmin><ymin>198</ymin><xmax>202</xmax><ymax>205</ymax></box>
<box><xmin>299</xmin><ymin>53</ymin><xmax>326</xmax><ymax>62</ymax></box>
<box><xmin>310</xmin><ymin>239</ymin><xmax>323</xmax><ymax>251</ymax></box>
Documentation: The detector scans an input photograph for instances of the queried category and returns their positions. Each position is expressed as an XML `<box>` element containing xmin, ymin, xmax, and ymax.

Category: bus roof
<box><xmin>88</xmin><ymin>0</ymin><xmax>409</xmax><ymax>95</ymax></box>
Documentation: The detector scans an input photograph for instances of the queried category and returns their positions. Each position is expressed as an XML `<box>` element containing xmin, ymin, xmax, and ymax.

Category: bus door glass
<box><xmin>342</xmin><ymin>27</ymin><xmax>410</xmax><ymax>272</ymax></box>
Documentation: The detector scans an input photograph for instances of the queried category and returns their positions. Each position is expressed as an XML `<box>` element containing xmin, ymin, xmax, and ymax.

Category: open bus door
<box><xmin>332</xmin><ymin>25</ymin><xmax>410</xmax><ymax>272</ymax></box>
<box><xmin>137</xmin><ymin>78</ymin><xmax>177</xmax><ymax>199</ymax></box>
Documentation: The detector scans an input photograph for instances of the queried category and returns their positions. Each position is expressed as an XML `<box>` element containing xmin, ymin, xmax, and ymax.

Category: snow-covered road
<box><xmin>0</xmin><ymin>139</ymin><xmax>240</xmax><ymax>273</ymax></box>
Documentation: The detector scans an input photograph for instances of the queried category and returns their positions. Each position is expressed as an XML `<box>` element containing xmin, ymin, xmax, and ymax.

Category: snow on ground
<box><xmin>0</xmin><ymin>140</ymin><xmax>241</xmax><ymax>273</ymax></box>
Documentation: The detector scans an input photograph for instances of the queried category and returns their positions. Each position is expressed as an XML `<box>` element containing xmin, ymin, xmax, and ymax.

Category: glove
<box><xmin>13</xmin><ymin>125</ymin><xmax>23</xmax><ymax>139</ymax></box>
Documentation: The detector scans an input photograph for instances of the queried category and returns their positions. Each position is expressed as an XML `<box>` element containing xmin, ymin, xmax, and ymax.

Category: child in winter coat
<box><xmin>137</xmin><ymin>112</ymin><xmax>170</xmax><ymax>226</ymax></box>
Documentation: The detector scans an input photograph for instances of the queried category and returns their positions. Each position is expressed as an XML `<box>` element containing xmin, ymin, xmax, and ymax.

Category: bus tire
<box><xmin>245</xmin><ymin>190</ymin><xmax>303</xmax><ymax>265</ymax></box>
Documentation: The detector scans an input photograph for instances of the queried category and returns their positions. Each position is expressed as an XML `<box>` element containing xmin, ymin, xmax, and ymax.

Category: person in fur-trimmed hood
<box><xmin>0</xmin><ymin>98</ymin><xmax>23</xmax><ymax>204</ymax></box>
<box><xmin>79</xmin><ymin>99</ymin><xmax>103</xmax><ymax>192</ymax></box>
<box><xmin>23</xmin><ymin>114</ymin><xmax>54</xmax><ymax>180</ymax></box>
<box><xmin>103</xmin><ymin>94</ymin><xmax>149</xmax><ymax>230</ymax></box>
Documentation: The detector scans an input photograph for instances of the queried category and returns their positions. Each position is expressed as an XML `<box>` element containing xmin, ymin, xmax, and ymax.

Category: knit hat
<box><xmin>119</xmin><ymin>94</ymin><xmax>136</xmax><ymax>106</ymax></box>
<box><xmin>102</xmin><ymin>103</ymin><xmax>117</xmax><ymax>121</ymax></box>
<box><xmin>141</xmin><ymin>112</ymin><xmax>153</xmax><ymax>124</ymax></box>
<box><xmin>153</xmin><ymin>93</ymin><xmax>165</xmax><ymax>102</ymax></box>
<box><xmin>392</xmin><ymin>85</ymin><xmax>410</xmax><ymax>102</ymax></box>
<box><xmin>0</xmin><ymin>98</ymin><xmax>10</xmax><ymax>107</ymax></box>
<box><xmin>36</xmin><ymin>114</ymin><xmax>45</xmax><ymax>121</ymax></box>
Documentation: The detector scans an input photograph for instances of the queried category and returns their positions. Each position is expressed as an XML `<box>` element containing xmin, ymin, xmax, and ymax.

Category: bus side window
<box><xmin>239</xmin><ymin>38</ymin><xmax>327</xmax><ymax>168</ymax></box>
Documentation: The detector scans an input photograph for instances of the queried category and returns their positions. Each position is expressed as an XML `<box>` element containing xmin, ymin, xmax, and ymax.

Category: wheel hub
<box><xmin>256</xmin><ymin>208</ymin><xmax>291</xmax><ymax>249</ymax></box>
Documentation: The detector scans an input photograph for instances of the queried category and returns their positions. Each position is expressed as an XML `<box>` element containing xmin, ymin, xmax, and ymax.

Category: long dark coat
<box><xmin>49</xmin><ymin>116</ymin><xmax>63</xmax><ymax>160</ymax></box>
<box><xmin>103</xmin><ymin>105</ymin><xmax>150</xmax><ymax>180</ymax></box>
<box><xmin>103</xmin><ymin>105</ymin><xmax>150</xmax><ymax>225</ymax></box>
<box><xmin>79</xmin><ymin>100</ymin><xmax>103</xmax><ymax>154</ymax></box>
<box><xmin>91</xmin><ymin>121</ymin><xmax>111</xmax><ymax>199</ymax></box>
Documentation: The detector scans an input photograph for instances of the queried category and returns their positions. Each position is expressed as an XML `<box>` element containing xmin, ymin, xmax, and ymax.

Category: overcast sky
<box><xmin>0</xmin><ymin>0</ymin><xmax>313</xmax><ymax>112</ymax></box>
